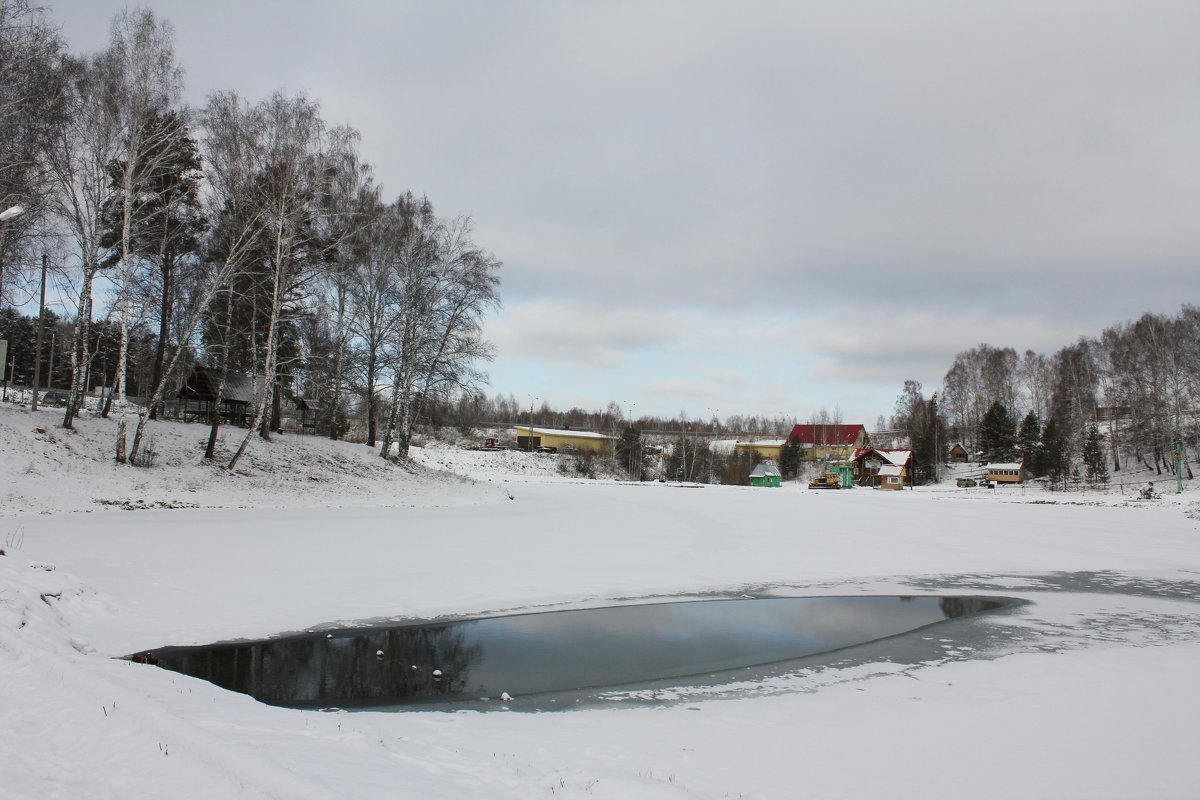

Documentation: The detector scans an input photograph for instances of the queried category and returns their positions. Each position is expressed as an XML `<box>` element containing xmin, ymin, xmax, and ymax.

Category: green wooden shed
<box><xmin>749</xmin><ymin>460</ymin><xmax>782</xmax><ymax>488</ymax></box>
<box><xmin>831</xmin><ymin>464</ymin><xmax>855</xmax><ymax>488</ymax></box>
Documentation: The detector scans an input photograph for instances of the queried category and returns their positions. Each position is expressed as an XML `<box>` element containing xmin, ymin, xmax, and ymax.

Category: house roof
<box><xmin>852</xmin><ymin>448</ymin><xmax>911</xmax><ymax>466</ymax></box>
<box><xmin>178</xmin><ymin>368</ymin><xmax>258</xmax><ymax>405</ymax></box>
<box><xmin>986</xmin><ymin>462</ymin><xmax>1024</xmax><ymax>470</ymax></box>
<box><xmin>787</xmin><ymin>424</ymin><xmax>866</xmax><ymax>446</ymax></box>
<box><xmin>749</xmin><ymin>460</ymin><xmax>781</xmax><ymax>478</ymax></box>
<box><xmin>737</xmin><ymin>439</ymin><xmax>786</xmax><ymax>448</ymax></box>
<box><xmin>878</xmin><ymin>464</ymin><xmax>904</xmax><ymax>477</ymax></box>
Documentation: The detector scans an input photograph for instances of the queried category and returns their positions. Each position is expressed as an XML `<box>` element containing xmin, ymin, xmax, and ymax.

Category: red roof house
<box><xmin>787</xmin><ymin>424</ymin><xmax>868</xmax><ymax>448</ymax></box>
<box><xmin>786</xmin><ymin>424</ymin><xmax>869</xmax><ymax>460</ymax></box>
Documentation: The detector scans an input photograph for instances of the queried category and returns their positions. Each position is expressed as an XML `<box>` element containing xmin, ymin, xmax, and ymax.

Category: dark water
<box><xmin>130</xmin><ymin>595</ymin><xmax>1018</xmax><ymax>710</ymax></box>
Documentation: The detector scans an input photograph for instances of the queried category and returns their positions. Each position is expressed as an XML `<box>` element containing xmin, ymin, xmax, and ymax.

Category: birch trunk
<box><xmin>113</xmin><ymin>157</ymin><xmax>137</xmax><ymax>464</ymax></box>
<box><xmin>227</xmin><ymin>215</ymin><xmax>287</xmax><ymax>471</ymax></box>
<box><xmin>63</xmin><ymin>267</ymin><xmax>96</xmax><ymax>430</ymax></box>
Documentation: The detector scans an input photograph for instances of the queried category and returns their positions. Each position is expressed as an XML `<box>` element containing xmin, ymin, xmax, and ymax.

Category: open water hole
<box><xmin>131</xmin><ymin>595</ymin><xmax>1022</xmax><ymax>711</ymax></box>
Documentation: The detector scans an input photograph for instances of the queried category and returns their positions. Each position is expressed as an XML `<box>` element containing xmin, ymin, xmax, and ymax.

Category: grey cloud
<box><xmin>49</xmin><ymin>0</ymin><xmax>1200</xmax><ymax>418</ymax></box>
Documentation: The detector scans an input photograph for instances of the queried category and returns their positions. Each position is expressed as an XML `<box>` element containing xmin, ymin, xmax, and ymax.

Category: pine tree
<box><xmin>979</xmin><ymin>401</ymin><xmax>1017</xmax><ymax>463</ymax></box>
<box><xmin>99</xmin><ymin>110</ymin><xmax>206</xmax><ymax>421</ymax></box>
<box><xmin>1017</xmin><ymin>410</ymin><xmax>1042</xmax><ymax>473</ymax></box>
<box><xmin>778</xmin><ymin>442</ymin><xmax>801</xmax><ymax>480</ymax></box>
<box><xmin>1083</xmin><ymin>424</ymin><xmax>1109</xmax><ymax>486</ymax></box>
<box><xmin>1041</xmin><ymin>415</ymin><xmax>1070</xmax><ymax>489</ymax></box>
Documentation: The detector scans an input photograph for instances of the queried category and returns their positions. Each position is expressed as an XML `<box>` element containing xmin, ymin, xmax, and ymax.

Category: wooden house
<box><xmin>177</xmin><ymin>368</ymin><xmax>257</xmax><ymax>426</ymax></box>
<box><xmin>852</xmin><ymin>447</ymin><xmax>912</xmax><ymax>488</ymax></box>
<box><xmin>986</xmin><ymin>462</ymin><xmax>1026</xmax><ymax>484</ymax></box>
<box><xmin>948</xmin><ymin>442</ymin><xmax>970</xmax><ymax>463</ymax></box>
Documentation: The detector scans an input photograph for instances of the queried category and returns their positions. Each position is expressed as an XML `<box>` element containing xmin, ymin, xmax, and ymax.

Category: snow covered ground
<box><xmin>2</xmin><ymin>401</ymin><xmax>1199</xmax><ymax>799</ymax></box>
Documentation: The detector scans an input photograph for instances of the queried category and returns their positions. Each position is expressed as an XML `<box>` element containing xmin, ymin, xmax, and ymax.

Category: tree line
<box><xmin>0</xmin><ymin>3</ymin><xmax>500</xmax><ymax>468</ymax></box>
<box><xmin>889</xmin><ymin>305</ymin><xmax>1198</xmax><ymax>486</ymax></box>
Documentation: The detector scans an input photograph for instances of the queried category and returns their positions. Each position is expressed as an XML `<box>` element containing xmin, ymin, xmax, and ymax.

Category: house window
<box><xmin>887</xmin><ymin>476</ymin><xmax>901</xmax><ymax>484</ymax></box>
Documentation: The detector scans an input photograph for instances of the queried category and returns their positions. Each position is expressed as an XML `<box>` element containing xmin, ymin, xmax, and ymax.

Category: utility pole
<box><xmin>31</xmin><ymin>252</ymin><xmax>47</xmax><ymax>411</ymax></box>
<box><xmin>527</xmin><ymin>395</ymin><xmax>537</xmax><ymax>452</ymax></box>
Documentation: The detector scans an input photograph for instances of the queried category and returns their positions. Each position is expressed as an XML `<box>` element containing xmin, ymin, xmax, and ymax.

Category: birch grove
<box><xmin>7</xmin><ymin>4</ymin><xmax>502</xmax><ymax>469</ymax></box>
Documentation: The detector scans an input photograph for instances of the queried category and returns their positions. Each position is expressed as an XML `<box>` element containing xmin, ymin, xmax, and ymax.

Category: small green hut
<box><xmin>749</xmin><ymin>460</ymin><xmax>782</xmax><ymax>488</ymax></box>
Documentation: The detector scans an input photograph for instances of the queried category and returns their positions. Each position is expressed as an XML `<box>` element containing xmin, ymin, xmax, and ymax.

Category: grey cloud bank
<box><xmin>53</xmin><ymin>0</ymin><xmax>1200</xmax><ymax>421</ymax></box>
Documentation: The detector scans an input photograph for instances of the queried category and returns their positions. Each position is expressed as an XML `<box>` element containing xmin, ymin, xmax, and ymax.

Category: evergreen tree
<box><xmin>979</xmin><ymin>401</ymin><xmax>1017</xmax><ymax>462</ymax></box>
<box><xmin>1083</xmin><ymin>424</ymin><xmax>1109</xmax><ymax>486</ymax></box>
<box><xmin>1017</xmin><ymin>410</ymin><xmax>1042</xmax><ymax>471</ymax></box>
<box><xmin>1041</xmin><ymin>415</ymin><xmax>1070</xmax><ymax>489</ymax></box>
<box><xmin>778</xmin><ymin>442</ymin><xmax>801</xmax><ymax>480</ymax></box>
<box><xmin>910</xmin><ymin>393</ymin><xmax>947</xmax><ymax>484</ymax></box>
<box><xmin>99</xmin><ymin>110</ymin><xmax>206</xmax><ymax>419</ymax></box>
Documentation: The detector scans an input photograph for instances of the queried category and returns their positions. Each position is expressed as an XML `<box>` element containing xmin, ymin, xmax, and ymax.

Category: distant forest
<box><xmin>881</xmin><ymin>305</ymin><xmax>1199</xmax><ymax>485</ymax></box>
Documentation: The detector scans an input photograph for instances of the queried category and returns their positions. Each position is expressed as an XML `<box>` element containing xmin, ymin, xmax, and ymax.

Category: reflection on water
<box><xmin>131</xmin><ymin>595</ymin><xmax>1018</xmax><ymax>709</ymax></box>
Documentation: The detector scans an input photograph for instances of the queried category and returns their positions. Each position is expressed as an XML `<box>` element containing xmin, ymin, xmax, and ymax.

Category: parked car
<box><xmin>40</xmin><ymin>389</ymin><xmax>69</xmax><ymax>406</ymax></box>
<box><xmin>956</xmin><ymin>477</ymin><xmax>977</xmax><ymax>488</ymax></box>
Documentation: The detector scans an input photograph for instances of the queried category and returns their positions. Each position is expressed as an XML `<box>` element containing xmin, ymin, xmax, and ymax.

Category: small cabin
<box><xmin>749</xmin><ymin>460</ymin><xmax>782</xmax><ymax>488</ymax></box>
<box><xmin>948</xmin><ymin>443</ymin><xmax>970</xmax><ymax>463</ymax></box>
<box><xmin>878</xmin><ymin>464</ymin><xmax>906</xmax><ymax>490</ymax></box>
<box><xmin>986</xmin><ymin>463</ymin><xmax>1026</xmax><ymax>484</ymax></box>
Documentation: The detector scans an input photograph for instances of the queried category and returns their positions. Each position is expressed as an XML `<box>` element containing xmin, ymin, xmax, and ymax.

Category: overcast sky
<box><xmin>50</xmin><ymin>0</ymin><xmax>1200</xmax><ymax>425</ymax></box>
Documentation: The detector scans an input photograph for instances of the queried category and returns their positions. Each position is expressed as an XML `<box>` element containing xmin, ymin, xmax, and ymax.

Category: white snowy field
<box><xmin>2</xmin><ymin>402</ymin><xmax>1200</xmax><ymax>799</ymax></box>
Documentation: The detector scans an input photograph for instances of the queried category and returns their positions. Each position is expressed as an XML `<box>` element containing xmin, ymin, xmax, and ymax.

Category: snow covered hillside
<box><xmin>0</xmin><ymin>402</ymin><xmax>506</xmax><ymax>514</ymax></box>
<box><xmin>2</xmin><ymin>402</ymin><xmax>1200</xmax><ymax>799</ymax></box>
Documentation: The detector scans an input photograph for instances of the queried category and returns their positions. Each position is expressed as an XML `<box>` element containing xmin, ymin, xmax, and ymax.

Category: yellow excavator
<box><xmin>808</xmin><ymin>472</ymin><xmax>841</xmax><ymax>489</ymax></box>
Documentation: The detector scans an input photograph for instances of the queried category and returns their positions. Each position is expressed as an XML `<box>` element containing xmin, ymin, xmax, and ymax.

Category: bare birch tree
<box><xmin>345</xmin><ymin>196</ymin><xmax>395</xmax><ymax>447</ymax></box>
<box><xmin>202</xmin><ymin>91</ymin><xmax>330</xmax><ymax>472</ymax></box>
<box><xmin>44</xmin><ymin>54</ymin><xmax>123</xmax><ymax>430</ymax></box>
<box><xmin>399</xmin><ymin>216</ymin><xmax>500</xmax><ymax>450</ymax></box>
<box><xmin>378</xmin><ymin>209</ymin><xmax>500</xmax><ymax>459</ymax></box>
<box><xmin>100</xmin><ymin>8</ymin><xmax>184</xmax><ymax>463</ymax></box>
<box><xmin>311</xmin><ymin>126</ymin><xmax>376</xmax><ymax>439</ymax></box>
